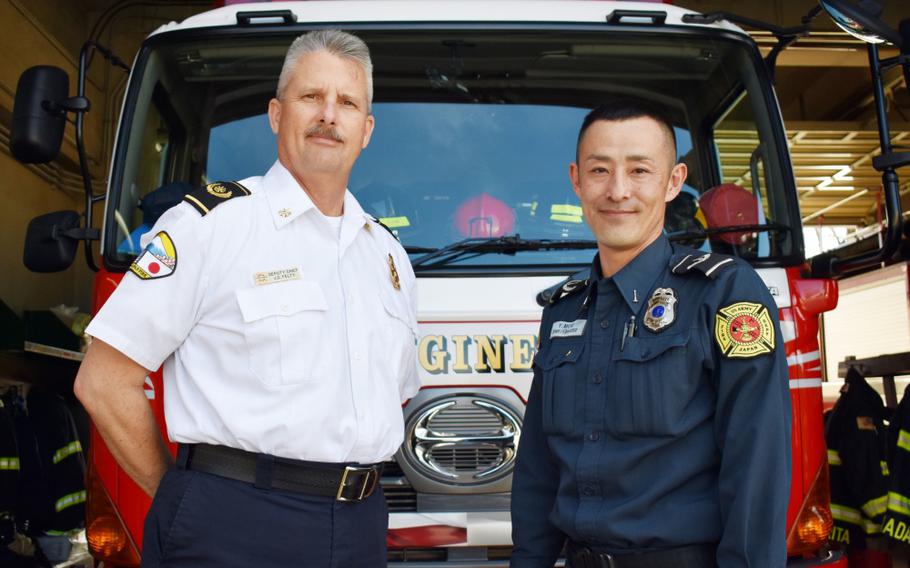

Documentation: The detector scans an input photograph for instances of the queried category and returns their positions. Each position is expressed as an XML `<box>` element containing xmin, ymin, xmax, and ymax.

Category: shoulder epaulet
<box><xmin>182</xmin><ymin>181</ymin><xmax>251</xmax><ymax>216</ymax></box>
<box><xmin>366</xmin><ymin>215</ymin><xmax>399</xmax><ymax>241</ymax></box>
<box><xmin>536</xmin><ymin>268</ymin><xmax>591</xmax><ymax>307</ymax></box>
<box><xmin>670</xmin><ymin>252</ymin><xmax>736</xmax><ymax>280</ymax></box>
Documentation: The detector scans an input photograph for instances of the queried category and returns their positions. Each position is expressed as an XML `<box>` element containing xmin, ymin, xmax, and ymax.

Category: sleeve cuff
<box><xmin>85</xmin><ymin>319</ymin><xmax>163</xmax><ymax>372</ymax></box>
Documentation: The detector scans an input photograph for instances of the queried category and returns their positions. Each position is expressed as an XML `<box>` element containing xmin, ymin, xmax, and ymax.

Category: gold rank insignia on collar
<box><xmin>278</xmin><ymin>208</ymin><xmax>291</xmax><ymax>218</ymax></box>
<box><xmin>387</xmin><ymin>254</ymin><xmax>401</xmax><ymax>290</ymax></box>
<box><xmin>643</xmin><ymin>287</ymin><xmax>677</xmax><ymax>332</ymax></box>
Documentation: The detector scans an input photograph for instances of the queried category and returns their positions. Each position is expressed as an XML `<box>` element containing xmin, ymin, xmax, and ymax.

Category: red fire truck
<box><xmin>10</xmin><ymin>1</ymin><xmax>908</xmax><ymax>566</ymax></box>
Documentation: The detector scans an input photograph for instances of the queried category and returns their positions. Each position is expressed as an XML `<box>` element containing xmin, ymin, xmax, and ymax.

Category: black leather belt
<box><xmin>178</xmin><ymin>444</ymin><xmax>382</xmax><ymax>502</ymax></box>
<box><xmin>567</xmin><ymin>541</ymin><xmax>717</xmax><ymax>568</ymax></box>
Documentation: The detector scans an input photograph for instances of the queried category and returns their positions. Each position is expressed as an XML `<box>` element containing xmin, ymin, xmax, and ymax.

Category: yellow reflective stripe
<box><xmin>898</xmin><ymin>429</ymin><xmax>910</xmax><ymax>453</ymax></box>
<box><xmin>863</xmin><ymin>495</ymin><xmax>888</xmax><ymax>518</ymax></box>
<box><xmin>888</xmin><ymin>492</ymin><xmax>910</xmax><ymax>517</ymax></box>
<box><xmin>378</xmin><ymin>216</ymin><xmax>410</xmax><ymax>229</ymax></box>
<box><xmin>827</xmin><ymin>449</ymin><xmax>842</xmax><ymax>465</ymax></box>
<box><xmin>0</xmin><ymin>457</ymin><xmax>19</xmax><ymax>471</ymax></box>
<box><xmin>882</xmin><ymin>460</ymin><xmax>891</xmax><ymax>476</ymax></box>
<box><xmin>52</xmin><ymin>441</ymin><xmax>82</xmax><ymax>464</ymax></box>
<box><xmin>551</xmin><ymin>204</ymin><xmax>582</xmax><ymax>215</ymax></box>
<box><xmin>550</xmin><ymin>204</ymin><xmax>583</xmax><ymax>224</ymax></box>
<box><xmin>54</xmin><ymin>490</ymin><xmax>86</xmax><ymax>513</ymax></box>
<box><xmin>864</xmin><ymin>520</ymin><xmax>882</xmax><ymax>534</ymax></box>
<box><xmin>550</xmin><ymin>213</ymin><xmax>583</xmax><ymax>223</ymax></box>
<box><xmin>831</xmin><ymin>503</ymin><xmax>864</xmax><ymax>526</ymax></box>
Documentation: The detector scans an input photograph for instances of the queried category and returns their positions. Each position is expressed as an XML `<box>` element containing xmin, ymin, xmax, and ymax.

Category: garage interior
<box><xmin>0</xmin><ymin>1</ymin><xmax>907</xmax><ymax>567</ymax></box>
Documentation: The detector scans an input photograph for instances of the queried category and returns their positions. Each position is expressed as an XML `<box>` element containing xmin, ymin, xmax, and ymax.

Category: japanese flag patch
<box><xmin>714</xmin><ymin>301</ymin><xmax>775</xmax><ymax>358</ymax></box>
<box><xmin>130</xmin><ymin>231</ymin><xmax>177</xmax><ymax>280</ymax></box>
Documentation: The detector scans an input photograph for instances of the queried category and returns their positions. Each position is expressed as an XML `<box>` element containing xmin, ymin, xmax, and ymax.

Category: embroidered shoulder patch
<box><xmin>130</xmin><ymin>231</ymin><xmax>177</xmax><ymax>280</ymax></box>
<box><xmin>714</xmin><ymin>301</ymin><xmax>775</xmax><ymax>358</ymax></box>
<box><xmin>183</xmin><ymin>181</ymin><xmax>251</xmax><ymax>216</ymax></box>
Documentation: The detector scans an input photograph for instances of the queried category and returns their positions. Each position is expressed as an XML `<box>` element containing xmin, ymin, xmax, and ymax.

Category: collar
<box><xmin>262</xmin><ymin>161</ymin><xmax>317</xmax><ymax>229</ymax></box>
<box><xmin>593</xmin><ymin>235</ymin><xmax>672</xmax><ymax>313</ymax></box>
<box><xmin>261</xmin><ymin>161</ymin><xmax>371</xmax><ymax>238</ymax></box>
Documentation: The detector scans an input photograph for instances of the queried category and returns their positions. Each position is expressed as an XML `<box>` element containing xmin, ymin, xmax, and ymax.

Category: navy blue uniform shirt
<box><xmin>511</xmin><ymin>235</ymin><xmax>791</xmax><ymax>568</ymax></box>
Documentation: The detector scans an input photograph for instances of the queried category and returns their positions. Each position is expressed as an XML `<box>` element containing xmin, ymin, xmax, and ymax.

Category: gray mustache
<box><xmin>305</xmin><ymin>126</ymin><xmax>344</xmax><ymax>143</ymax></box>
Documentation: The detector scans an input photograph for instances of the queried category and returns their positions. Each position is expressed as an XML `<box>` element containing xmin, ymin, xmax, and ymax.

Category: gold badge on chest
<box><xmin>642</xmin><ymin>287</ymin><xmax>677</xmax><ymax>332</ymax></box>
<box><xmin>387</xmin><ymin>254</ymin><xmax>401</xmax><ymax>290</ymax></box>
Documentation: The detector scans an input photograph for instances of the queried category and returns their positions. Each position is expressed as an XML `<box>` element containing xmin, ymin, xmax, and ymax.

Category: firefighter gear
<box><xmin>825</xmin><ymin>367</ymin><xmax>890</xmax><ymax>549</ymax></box>
<box><xmin>883</xmin><ymin>385</ymin><xmax>910</xmax><ymax>547</ymax></box>
<box><xmin>26</xmin><ymin>389</ymin><xmax>86</xmax><ymax>533</ymax></box>
<box><xmin>0</xmin><ymin>388</ymin><xmax>85</xmax><ymax>568</ymax></box>
<box><xmin>0</xmin><ymin>397</ymin><xmax>19</xmax><ymax>543</ymax></box>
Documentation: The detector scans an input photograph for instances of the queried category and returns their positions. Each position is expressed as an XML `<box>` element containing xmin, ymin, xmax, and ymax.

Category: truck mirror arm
<box><xmin>72</xmin><ymin>41</ymin><xmax>129</xmax><ymax>272</ymax></box>
<box><xmin>682</xmin><ymin>7</ymin><xmax>823</xmax><ymax>82</ymax></box>
<box><xmin>819</xmin><ymin>41</ymin><xmax>906</xmax><ymax>278</ymax></box>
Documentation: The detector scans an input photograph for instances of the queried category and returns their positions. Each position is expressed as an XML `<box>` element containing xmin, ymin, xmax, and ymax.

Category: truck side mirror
<box><xmin>10</xmin><ymin>66</ymin><xmax>71</xmax><ymax>164</ymax></box>
<box><xmin>818</xmin><ymin>0</ymin><xmax>902</xmax><ymax>46</ymax></box>
<box><xmin>23</xmin><ymin>211</ymin><xmax>82</xmax><ymax>272</ymax></box>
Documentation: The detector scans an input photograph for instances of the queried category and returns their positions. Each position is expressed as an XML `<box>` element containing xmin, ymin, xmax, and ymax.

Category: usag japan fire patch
<box><xmin>130</xmin><ymin>231</ymin><xmax>177</xmax><ymax>280</ymax></box>
<box><xmin>714</xmin><ymin>301</ymin><xmax>775</xmax><ymax>358</ymax></box>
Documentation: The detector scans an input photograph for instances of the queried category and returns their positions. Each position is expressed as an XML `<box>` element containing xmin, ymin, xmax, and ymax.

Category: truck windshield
<box><xmin>106</xmin><ymin>28</ymin><xmax>800</xmax><ymax>272</ymax></box>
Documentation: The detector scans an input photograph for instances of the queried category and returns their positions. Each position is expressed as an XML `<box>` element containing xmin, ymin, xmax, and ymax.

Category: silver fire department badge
<box><xmin>642</xmin><ymin>287</ymin><xmax>677</xmax><ymax>332</ymax></box>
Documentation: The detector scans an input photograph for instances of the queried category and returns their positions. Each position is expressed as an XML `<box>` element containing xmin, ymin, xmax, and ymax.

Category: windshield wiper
<box><xmin>411</xmin><ymin>235</ymin><xmax>597</xmax><ymax>270</ymax></box>
<box><xmin>666</xmin><ymin>222</ymin><xmax>791</xmax><ymax>243</ymax></box>
<box><xmin>404</xmin><ymin>245</ymin><xmax>437</xmax><ymax>253</ymax></box>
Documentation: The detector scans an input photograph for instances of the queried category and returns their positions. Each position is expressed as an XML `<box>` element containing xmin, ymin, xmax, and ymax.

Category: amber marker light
<box><xmin>787</xmin><ymin>463</ymin><xmax>834</xmax><ymax>555</ymax></box>
<box><xmin>85</xmin><ymin>462</ymin><xmax>141</xmax><ymax>567</ymax></box>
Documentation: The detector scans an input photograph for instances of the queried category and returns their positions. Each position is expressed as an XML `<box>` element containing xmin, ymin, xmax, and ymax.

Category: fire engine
<box><xmin>10</xmin><ymin>0</ymin><xmax>909</xmax><ymax>566</ymax></box>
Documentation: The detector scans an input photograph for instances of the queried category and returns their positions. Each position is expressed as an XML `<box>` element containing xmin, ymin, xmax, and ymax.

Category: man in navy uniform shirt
<box><xmin>510</xmin><ymin>100</ymin><xmax>791</xmax><ymax>568</ymax></box>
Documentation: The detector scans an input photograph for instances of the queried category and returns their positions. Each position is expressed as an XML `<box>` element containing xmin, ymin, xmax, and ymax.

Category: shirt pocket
<box><xmin>235</xmin><ymin>281</ymin><xmax>328</xmax><ymax>387</ymax></box>
<box><xmin>377</xmin><ymin>287</ymin><xmax>419</xmax><ymax>387</ymax></box>
<box><xmin>538</xmin><ymin>342</ymin><xmax>584</xmax><ymax>436</ymax></box>
<box><xmin>608</xmin><ymin>331</ymin><xmax>697</xmax><ymax>436</ymax></box>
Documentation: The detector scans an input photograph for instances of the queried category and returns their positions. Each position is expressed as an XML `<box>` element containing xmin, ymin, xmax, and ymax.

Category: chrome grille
<box><xmin>427</xmin><ymin>406</ymin><xmax>503</xmax><ymax>433</ymax></box>
<box><xmin>381</xmin><ymin>460</ymin><xmax>416</xmax><ymax>512</ymax></box>
<box><xmin>427</xmin><ymin>445</ymin><xmax>504</xmax><ymax>472</ymax></box>
<box><xmin>383</xmin><ymin>485</ymin><xmax>417</xmax><ymax>512</ymax></box>
<box><xmin>403</xmin><ymin>396</ymin><xmax>521</xmax><ymax>486</ymax></box>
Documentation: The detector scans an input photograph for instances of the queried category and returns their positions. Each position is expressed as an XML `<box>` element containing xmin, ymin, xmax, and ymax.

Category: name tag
<box><xmin>550</xmin><ymin>319</ymin><xmax>587</xmax><ymax>338</ymax></box>
<box><xmin>253</xmin><ymin>267</ymin><xmax>300</xmax><ymax>286</ymax></box>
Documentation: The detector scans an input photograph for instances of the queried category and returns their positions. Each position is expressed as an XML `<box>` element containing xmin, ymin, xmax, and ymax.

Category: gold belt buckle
<box><xmin>336</xmin><ymin>466</ymin><xmax>378</xmax><ymax>502</ymax></box>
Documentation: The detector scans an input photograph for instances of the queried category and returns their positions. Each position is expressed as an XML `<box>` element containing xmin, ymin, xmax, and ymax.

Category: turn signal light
<box><xmin>787</xmin><ymin>463</ymin><xmax>834</xmax><ymax>555</ymax></box>
<box><xmin>85</xmin><ymin>463</ymin><xmax>141</xmax><ymax>567</ymax></box>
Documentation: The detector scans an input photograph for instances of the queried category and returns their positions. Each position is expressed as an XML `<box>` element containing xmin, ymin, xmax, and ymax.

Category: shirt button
<box><xmin>588</xmin><ymin>431</ymin><xmax>601</xmax><ymax>441</ymax></box>
<box><xmin>600</xmin><ymin>320</ymin><xmax>609</xmax><ymax>329</ymax></box>
<box><xmin>592</xmin><ymin>373</ymin><xmax>603</xmax><ymax>384</ymax></box>
<box><xmin>280</xmin><ymin>304</ymin><xmax>289</xmax><ymax>313</ymax></box>
<box><xmin>582</xmin><ymin>486</ymin><xmax>595</xmax><ymax>496</ymax></box>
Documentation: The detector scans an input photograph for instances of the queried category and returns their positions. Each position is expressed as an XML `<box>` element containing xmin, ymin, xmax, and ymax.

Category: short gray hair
<box><xmin>276</xmin><ymin>30</ymin><xmax>373</xmax><ymax>113</ymax></box>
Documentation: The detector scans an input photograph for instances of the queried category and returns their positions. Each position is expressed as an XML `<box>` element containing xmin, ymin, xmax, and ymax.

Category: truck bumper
<box><xmin>787</xmin><ymin>549</ymin><xmax>847</xmax><ymax>567</ymax></box>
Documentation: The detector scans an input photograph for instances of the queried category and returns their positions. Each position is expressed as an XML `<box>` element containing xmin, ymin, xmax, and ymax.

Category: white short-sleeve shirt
<box><xmin>86</xmin><ymin>161</ymin><xmax>421</xmax><ymax>464</ymax></box>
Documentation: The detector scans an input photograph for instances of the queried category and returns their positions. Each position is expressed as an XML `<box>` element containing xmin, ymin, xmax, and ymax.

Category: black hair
<box><xmin>575</xmin><ymin>98</ymin><xmax>677</xmax><ymax>163</ymax></box>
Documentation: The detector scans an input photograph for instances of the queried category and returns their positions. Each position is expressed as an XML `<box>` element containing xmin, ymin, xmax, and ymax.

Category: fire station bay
<box><xmin>1</xmin><ymin>1</ymin><xmax>910</xmax><ymax>568</ymax></box>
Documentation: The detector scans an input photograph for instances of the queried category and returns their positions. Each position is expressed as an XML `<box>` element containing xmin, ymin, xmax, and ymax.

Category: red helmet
<box><xmin>698</xmin><ymin>184</ymin><xmax>758</xmax><ymax>245</ymax></box>
<box><xmin>454</xmin><ymin>193</ymin><xmax>515</xmax><ymax>237</ymax></box>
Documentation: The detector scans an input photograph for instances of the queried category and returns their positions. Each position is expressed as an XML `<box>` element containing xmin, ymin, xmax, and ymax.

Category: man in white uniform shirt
<box><xmin>74</xmin><ymin>30</ymin><xmax>420</xmax><ymax>567</ymax></box>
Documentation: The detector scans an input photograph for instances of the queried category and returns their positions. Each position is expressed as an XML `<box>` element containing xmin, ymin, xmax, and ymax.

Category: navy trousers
<box><xmin>141</xmin><ymin>466</ymin><xmax>388</xmax><ymax>567</ymax></box>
